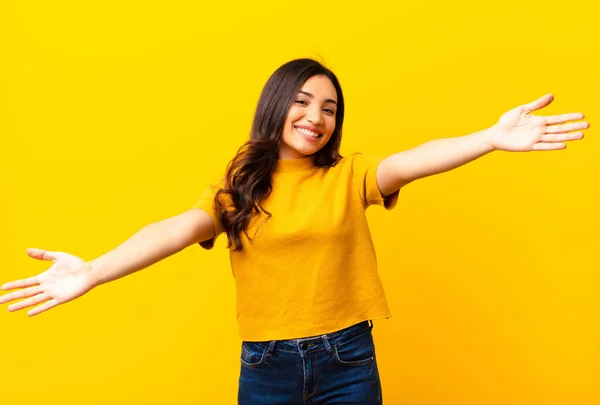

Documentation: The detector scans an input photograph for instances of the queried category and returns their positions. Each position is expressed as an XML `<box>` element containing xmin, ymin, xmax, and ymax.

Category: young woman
<box><xmin>0</xmin><ymin>59</ymin><xmax>589</xmax><ymax>404</ymax></box>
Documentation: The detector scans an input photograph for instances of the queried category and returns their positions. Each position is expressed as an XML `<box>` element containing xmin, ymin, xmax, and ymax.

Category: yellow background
<box><xmin>1</xmin><ymin>1</ymin><xmax>598</xmax><ymax>404</ymax></box>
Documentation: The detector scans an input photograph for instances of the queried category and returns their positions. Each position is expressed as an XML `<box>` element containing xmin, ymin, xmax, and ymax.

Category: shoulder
<box><xmin>337</xmin><ymin>153</ymin><xmax>384</xmax><ymax>174</ymax></box>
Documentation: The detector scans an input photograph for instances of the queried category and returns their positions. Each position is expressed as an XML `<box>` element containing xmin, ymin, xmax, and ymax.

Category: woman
<box><xmin>0</xmin><ymin>59</ymin><xmax>589</xmax><ymax>404</ymax></box>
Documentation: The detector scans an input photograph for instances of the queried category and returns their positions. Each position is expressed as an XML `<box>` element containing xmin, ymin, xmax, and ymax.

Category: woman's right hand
<box><xmin>0</xmin><ymin>248</ymin><xmax>98</xmax><ymax>317</ymax></box>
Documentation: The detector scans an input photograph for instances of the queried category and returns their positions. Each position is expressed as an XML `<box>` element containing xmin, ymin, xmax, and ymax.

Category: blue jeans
<box><xmin>238</xmin><ymin>320</ymin><xmax>382</xmax><ymax>405</ymax></box>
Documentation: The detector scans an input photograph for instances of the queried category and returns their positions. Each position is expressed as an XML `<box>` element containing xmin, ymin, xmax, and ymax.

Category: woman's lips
<box><xmin>295</xmin><ymin>126</ymin><xmax>322</xmax><ymax>142</ymax></box>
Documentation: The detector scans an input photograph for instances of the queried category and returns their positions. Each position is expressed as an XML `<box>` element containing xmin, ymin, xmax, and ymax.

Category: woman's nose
<box><xmin>306</xmin><ymin>109</ymin><xmax>323</xmax><ymax>126</ymax></box>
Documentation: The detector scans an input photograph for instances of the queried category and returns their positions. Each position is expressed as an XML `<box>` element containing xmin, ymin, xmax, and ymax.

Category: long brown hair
<box><xmin>215</xmin><ymin>58</ymin><xmax>345</xmax><ymax>251</ymax></box>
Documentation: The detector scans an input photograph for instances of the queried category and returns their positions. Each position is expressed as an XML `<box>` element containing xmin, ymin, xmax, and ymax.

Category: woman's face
<box><xmin>279</xmin><ymin>74</ymin><xmax>338</xmax><ymax>159</ymax></box>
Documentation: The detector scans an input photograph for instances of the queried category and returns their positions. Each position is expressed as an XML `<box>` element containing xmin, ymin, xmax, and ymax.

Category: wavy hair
<box><xmin>214</xmin><ymin>58</ymin><xmax>345</xmax><ymax>251</ymax></box>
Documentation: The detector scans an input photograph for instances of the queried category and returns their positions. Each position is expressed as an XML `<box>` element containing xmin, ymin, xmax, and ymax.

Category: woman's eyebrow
<box><xmin>298</xmin><ymin>90</ymin><xmax>337</xmax><ymax>105</ymax></box>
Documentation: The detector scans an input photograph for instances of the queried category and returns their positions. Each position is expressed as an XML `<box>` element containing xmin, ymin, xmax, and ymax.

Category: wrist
<box><xmin>86</xmin><ymin>260</ymin><xmax>105</xmax><ymax>288</ymax></box>
<box><xmin>483</xmin><ymin>125</ymin><xmax>501</xmax><ymax>152</ymax></box>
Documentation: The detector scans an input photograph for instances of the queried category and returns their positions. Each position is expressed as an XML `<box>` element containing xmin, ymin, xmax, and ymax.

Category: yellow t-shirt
<box><xmin>194</xmin><ymin>153</ymin><xmax>399</xmax><ymax>341</ymax></box>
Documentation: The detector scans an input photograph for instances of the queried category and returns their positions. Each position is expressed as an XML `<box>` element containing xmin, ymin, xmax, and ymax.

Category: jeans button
<box><xmin>300</xmin><ymin>342</ymin><xmax>308</xmax><ymax>350</ymax></box>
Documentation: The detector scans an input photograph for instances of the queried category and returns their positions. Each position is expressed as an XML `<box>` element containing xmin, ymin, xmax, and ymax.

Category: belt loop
<box><xmin>321</xmin><ymin>334</ymin><xmax>334</xmax><ymax>355</ymax></box>
<box><xmin>368</xmin><ymin>320</ymin><xmax>373</xmax><ymax>330</ymax></box>
<box><xmin>267</xmin><ymin>340</ymin><xmax>276</xmax><ymax>356</ymax></box>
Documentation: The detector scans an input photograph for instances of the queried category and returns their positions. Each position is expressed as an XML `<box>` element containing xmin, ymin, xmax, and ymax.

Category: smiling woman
<box><xmin>279</xmin><ymin>77</ymin><xmax>339</xmax><ymax>158</ymax></box>
<box><xmin>0</xmin><ymin>58</ymin><xmax>590</xmax><ymax>405</ymax></box>
<box><xmin>209</xmin><ymin>60</ymin><xmax>347</xmax><ymax>254</ymax></box>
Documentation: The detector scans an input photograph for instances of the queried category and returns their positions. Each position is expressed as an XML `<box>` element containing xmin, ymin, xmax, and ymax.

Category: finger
<box><xmin>545</xmin><ymin>113</ymin><xmax>585</xmax><ymax>125</ymax></box>
<box><xmin>546</xmin><ymin>121</ymin><xmax>590</xmax><ymax>134</ymax></box>
<box><xmin>26</xmin><ymin>248</ymin><xmax>57</xmax><ymax>262</ymax></box>
<box><xmin>0</xmin><ymin>286</ymin><xmax>43</xmax><ymax>304</ymax></box>
<box><xmin>523</xmin><ymin>94</ymin><xmax>554</xmax><ymax>113</ymax></box>
<box><xmin>1</xmin><ymin>276</ymin><xmax>40</xmax><ymax>291</ymax></box>
<box><xmin>541</xmin><ymin>132</ymin><xmax>584</xmax><ymax>143</ymax></box>
<box><xmin>8</xmin><ymin>293</ymin><xmax>49</xmax><ymax>312</ymax></box>
<box><xmin>28</xmin><ymin>299</ymin><xmax>59</xmax><ymax>317</ymax></box>
<box><xmin>532</xmin><ymin>142</ymin><xmax>566</xmax><ymax>151</ymax></box>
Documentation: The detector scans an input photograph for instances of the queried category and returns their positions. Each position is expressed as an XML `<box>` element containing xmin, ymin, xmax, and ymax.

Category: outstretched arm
<box><xmin>87</xmin><ymin>208</ymin><xmax>215</xmax><ymax>285</ymax></box>
<box><xmin>0</xmin><ymin>208</ymin><xmax>216</xmax><ymax>316</ymax></box>
<box><xmin>376</xmin><ymin>94</ymin><xmax>590</xmax><ymax>197</ymax></box>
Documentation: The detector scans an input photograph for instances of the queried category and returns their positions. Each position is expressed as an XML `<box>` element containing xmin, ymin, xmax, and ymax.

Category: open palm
<box><xmin>0</xmin><ymin>248</ymin><xmax>97</xmax><ymax>316</ymax></box>
<box><xmin>492</xmin><ymin>94</ymin><xmax>589</xmax><ymax>152</ymax></box>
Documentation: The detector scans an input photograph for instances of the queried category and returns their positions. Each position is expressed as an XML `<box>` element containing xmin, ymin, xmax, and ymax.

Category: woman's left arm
<box><xmin>376</xmin><ymin>94</ymin><xmax>590</xmax><ymax>197</ymax></box>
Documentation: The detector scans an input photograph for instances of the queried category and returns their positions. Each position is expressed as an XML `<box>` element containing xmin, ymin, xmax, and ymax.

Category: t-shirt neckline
<box><xmin>273</xmin><ymin>156</ymin><xmax>316</xmax><ymax>174</ymax></box>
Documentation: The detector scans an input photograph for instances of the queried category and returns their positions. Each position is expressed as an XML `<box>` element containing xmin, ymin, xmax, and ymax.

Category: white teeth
<box><xmin>296</xmin><ymin>127</ymin><xmax>320</xmax><ymax>138</ymax></box>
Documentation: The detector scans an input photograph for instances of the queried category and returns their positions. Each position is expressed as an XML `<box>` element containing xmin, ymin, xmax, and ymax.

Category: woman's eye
<box><xmin>294</xmin><ymin>99</ymin><xmax>334</xmax><ymax>114</ymax></box>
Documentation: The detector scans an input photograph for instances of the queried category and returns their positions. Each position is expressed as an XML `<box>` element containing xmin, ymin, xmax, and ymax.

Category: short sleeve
<box><xmin>193</xmin><ymin>180</ymin><xmax>226</xmax><ymax>250</ymax></box>
<box><xmin>351</xmin><ymin>153</ymin><xmax>399</xmax><ymax>210</ymax></box>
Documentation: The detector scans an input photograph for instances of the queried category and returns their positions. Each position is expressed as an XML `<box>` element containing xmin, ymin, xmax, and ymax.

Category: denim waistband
<box><xmin>247</xmin><ymin>320</ymin><xmax>374</xmax><ymax>356</ymax></box>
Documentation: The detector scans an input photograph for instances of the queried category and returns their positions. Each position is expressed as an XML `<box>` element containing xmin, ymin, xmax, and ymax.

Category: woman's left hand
<box><xmin>490</xmin><ymin>94</ymin><xmax>589</xmax><ymax>152</ymax></box>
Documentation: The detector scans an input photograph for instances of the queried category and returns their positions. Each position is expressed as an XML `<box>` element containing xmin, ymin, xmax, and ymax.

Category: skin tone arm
<box><xmin>0</xmin><ymin>208</ymin><xmax>216</xmax><ymax>316</ymax></box>
<box><xmin>376</xmin><ymin>94</ymin><xmax>590</xmax><ymax>196</ymax></box>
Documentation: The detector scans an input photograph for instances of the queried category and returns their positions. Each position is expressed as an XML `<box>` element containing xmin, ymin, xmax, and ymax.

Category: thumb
<box><xmin>522</xmin><ymin>94</ymin><xmax>554</xmax><ymax>114</ymax></box>
<box><xmin>26</xmin><ymin>248</ymin><xmax>57</xmax><ymax>262</ymax></box>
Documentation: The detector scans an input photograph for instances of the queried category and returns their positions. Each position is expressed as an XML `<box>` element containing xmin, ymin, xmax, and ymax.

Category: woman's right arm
<box><xmin>89</xmin><ymin>208</ymin><xmax>215</xmax><ymax>285</ymax></box>
<box><xmin>0</xmin><ymin>208</ymin><xmax>216</xmax><ymax>316</ymax></box>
